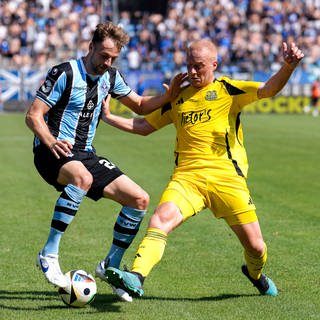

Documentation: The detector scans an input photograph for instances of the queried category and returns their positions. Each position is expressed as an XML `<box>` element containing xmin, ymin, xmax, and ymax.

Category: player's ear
<box><xmin>213</xmin><ymin>60</ymin><xmax>218</xmax><ymax>70</ymax></box>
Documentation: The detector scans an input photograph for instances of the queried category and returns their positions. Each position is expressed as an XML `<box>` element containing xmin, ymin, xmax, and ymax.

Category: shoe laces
<box><xmin>46</xmin><ymin>255</ymin><xmax>63</xmax><ymax>275</ymax></box>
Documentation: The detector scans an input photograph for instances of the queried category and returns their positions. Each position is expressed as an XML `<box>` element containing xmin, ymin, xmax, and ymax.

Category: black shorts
<box><xmin>311</xmin><ymin>96</ymin><xmax>319</xmax><ymax>107</ymax></box>
<box><xmin>33</xmin><ymin>144</ymin><xmax>123</xmax><ymax>201</ymax></box>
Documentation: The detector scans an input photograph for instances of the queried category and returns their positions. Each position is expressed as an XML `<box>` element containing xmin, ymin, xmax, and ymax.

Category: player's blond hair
<box><xmin>187</xmin><ymin>39</ymin><xmax>218</xmax><ymax>61</ymax></box>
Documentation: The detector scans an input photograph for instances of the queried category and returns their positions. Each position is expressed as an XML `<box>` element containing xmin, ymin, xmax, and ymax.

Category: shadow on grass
<box><xmin>142</xmin><ymin>293</ymin><xmax>257</xmax><ymax>301</ymax></box>
<box><xmin>0</xmin><ymin>289</ymin><xmax>258</xmax><ymax>313</ymax></box>
<box><xmin>0</xmin><ymin>290</ymin><xmax>121</xmax><ymax>312</ymax></box>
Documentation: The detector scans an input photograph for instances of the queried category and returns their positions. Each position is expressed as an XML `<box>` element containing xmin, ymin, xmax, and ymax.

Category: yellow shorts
<box><xmin>159</xmin><ymin>164</ymin><xmax>257</xmax><ymax>226</ymax></box>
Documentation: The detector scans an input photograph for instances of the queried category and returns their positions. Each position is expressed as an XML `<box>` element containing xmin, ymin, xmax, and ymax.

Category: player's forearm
<box><xmin>258</xmin><ymin>63</ymin><xmax>295</xmax><ymax>99</ymax></box>
<box><xmin>103</xmin><ymin>113</ymin><xmax>152</xmax><ymax>136</ymax></box>
<box><xmin>127</xmin><ymin>73</ymin><xmax>186</xmax><ymax>115</ymax></box>
<box><xmin>25</xmin><ymin>113</ymin><xmax>56</xmax><ymax>148</ymax></box>
<box><xmin>120</xmin><ymin>92</ymin><xmax>168</xmax><ymax>116</ymax></box>
<box><xmin>138</xmin><ymin>94</ymin><xmax>170</xmax><ymax>115</ymax></box>
<box><xmin>103</xmin><ymin>113</ymin><xmax>135</xmax><ymax>132</ymax></box>
<box><xmin>259</xmin><ymin>42</ymin><xmax>304</xmax><ymax>99</ymax></box>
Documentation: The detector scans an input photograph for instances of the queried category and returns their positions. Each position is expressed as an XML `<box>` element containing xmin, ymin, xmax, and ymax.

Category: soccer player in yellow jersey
<box><xmin>103</xmin><ymin>39</ymin><xmax>304</xmax><ymax>299</ymax></box>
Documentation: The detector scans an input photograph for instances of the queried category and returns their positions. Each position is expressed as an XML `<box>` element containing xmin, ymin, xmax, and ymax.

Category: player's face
<box><xmin>187</xmin><ymin>49</ymin><xmax>217</xmax><ymax>88</ymax></box>
<box><xmin>87</xmin><ymin>38</ymin><xmax>120</xmax><ymax>75</ymax></box>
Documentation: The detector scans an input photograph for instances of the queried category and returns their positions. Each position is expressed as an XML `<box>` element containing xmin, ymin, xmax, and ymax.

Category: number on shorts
<box><xmin>99</xmin><ymin>159</ymin><xmax>116</xmax><ymax>170</ymax></box>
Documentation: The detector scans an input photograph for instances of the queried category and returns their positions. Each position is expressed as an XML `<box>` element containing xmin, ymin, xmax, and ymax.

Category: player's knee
<box><xmin>134</xmin><ymin>190</ymin><xmax>150</xmax><ymax>210</ymax></box>
<box><xmin>247</xmin><ymin>240</ymin><xmax>266</xmax><ymax>257</ymax></box>
<box><xmin>73</xmin><ymin>172</ymin><xmax>93</xmax><ymax>191</ymax></box>
<box><xmin>149</xmin><ymin>212</ymin><xmax>166</xmax><ymax>230</ymax></box>
<box><xmin>149</xmin><ymin>203</ymin><xmax>183</xmax><ymax>233</ymax></box>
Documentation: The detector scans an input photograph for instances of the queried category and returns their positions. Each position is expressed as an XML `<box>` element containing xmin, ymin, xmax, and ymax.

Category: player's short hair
<box><xmin>92</xmin><ymin>22</ymin><xmax>130</xmax><ymax>50</ymax></box>
<box><xmin>187</xmin><ymin>39</ymin><xmax>218</xmax><ymax>61</ymax></box>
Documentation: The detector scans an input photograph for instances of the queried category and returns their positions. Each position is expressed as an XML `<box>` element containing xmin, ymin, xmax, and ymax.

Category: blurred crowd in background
<box><xmin>0</xmin><ymin>0</ymin><xmax>319</xmax><ymax>79</ymax></box>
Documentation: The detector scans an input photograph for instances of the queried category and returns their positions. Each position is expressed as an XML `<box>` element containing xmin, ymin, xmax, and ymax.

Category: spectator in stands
<box><xmin>0</xmin><ymin>0</ymin><xmax>319</xmax><ymax>79</ymax></box>
<box><xmin>304</xmin><ymin>77</ymin><xmax>320</xmax><ymax>116</ymax></box>
<box><xmin>311</xmin><ymin>77</ymin><xmax>320</xmax><ymax>116</ymax></box>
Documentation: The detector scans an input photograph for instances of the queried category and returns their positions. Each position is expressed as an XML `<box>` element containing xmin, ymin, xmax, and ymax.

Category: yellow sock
<box><xmin>244</xmin><ymin>244</ymin><xmax>267</xmax><ymax>280</ymax></box>
<box><xmin>132</xmin><ymin>228</ymin><xmax>167</xmax><ymax>277</ymax></box>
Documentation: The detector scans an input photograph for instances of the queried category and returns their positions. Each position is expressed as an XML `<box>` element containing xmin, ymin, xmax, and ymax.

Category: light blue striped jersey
<box><xmin>34</xmin><ymin>58</ymin><xmax>132</xmax><ymax>152</ymax></box>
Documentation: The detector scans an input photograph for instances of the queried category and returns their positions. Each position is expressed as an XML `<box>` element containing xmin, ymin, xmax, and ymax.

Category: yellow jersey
<box><xmin>145</xmin><ymin>76</ymin><xmax>261</xmax><ymax>178</ymax></box>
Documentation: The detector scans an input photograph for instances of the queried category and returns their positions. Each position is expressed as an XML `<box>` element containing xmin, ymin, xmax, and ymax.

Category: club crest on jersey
<box><xmin>101</xmin><ymin>82</ymin><xmax>110</xmax><ymax>94</ymax></box>
<box><xmin>205</xmin><ymin>90</ymin><xmax>217</xmax><ymax>101</ymax></box>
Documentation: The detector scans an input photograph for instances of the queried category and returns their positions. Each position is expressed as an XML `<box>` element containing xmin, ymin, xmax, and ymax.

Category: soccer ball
<box><xmin>58</xmin><ymin>270</ymin><xmax>97</xmax><ymax>307</ymax></box>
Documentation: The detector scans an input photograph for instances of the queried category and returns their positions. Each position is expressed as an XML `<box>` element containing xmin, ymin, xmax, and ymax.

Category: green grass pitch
<box><xmin>0</xmin><ymin>112</ymin><xmax>319</xmax><ymax>320</ymax></box>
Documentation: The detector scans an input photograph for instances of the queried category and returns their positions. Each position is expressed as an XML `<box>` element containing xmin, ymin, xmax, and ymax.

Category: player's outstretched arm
<box><xmin>101</xmin><ymin>95</ymin><xmax>156</xmax><ymax>136</ymax></box>
<box><xmin>258</xmin><ymin>42</ymin><xmax>304</xmax><ymax>99</ymax></box>
<box><xmin>119</xmin><ymin>72</ymin><xmax>188</xmax><ymax>115</ymax></box>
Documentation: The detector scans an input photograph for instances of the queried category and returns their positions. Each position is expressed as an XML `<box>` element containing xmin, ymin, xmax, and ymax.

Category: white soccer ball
<box><xmin>58</xmin><ymin>269</ymin><xmax>97</xmax><ymax>307</ymax></box>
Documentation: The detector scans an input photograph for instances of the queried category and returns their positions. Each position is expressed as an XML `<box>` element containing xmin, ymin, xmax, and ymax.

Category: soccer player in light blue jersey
<box><xmin>25</xmin><ymin>21</ymin><xmax>185</xmax><ymax>301</ymax></box>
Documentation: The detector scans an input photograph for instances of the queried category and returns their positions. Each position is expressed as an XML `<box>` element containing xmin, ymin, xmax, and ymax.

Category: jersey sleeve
<box><xmin>36</xmin><ymin>62</ymin><xmax>69</xmax><ymax>108</ymax></box>
<box><xmin>144</xmin><ymin>103</ymin><xmax>173</xmax><ymax>129</ymax></box>
<box><xmin>221</xmin><ymin>76</ymin><xmax>262</xmax><ymax>112</ymax></box>
<box><xmin>109</xmin><ymin>69</ymin><xmax>132</xmax><ymax>99</ymax></box>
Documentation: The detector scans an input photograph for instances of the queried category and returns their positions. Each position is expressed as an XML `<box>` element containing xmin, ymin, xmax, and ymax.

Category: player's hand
<box><xmin>282</xmin><ymin>42</ymin><xmax>304</xmax><ymax>69</ymax></box>
<box><xmin>49</xmin><ymin>139</ymin><xmax>73</xmax><ymax>159</ymax></box>
<box><xmin>163</xmin><ymin>72</ymin><xmax>188</xmax><ymax>102</ymax></box>
<box><xmin>102</xmin><ymin>94</ymin><xmax>111</xmax><ymax>118</ymax></box>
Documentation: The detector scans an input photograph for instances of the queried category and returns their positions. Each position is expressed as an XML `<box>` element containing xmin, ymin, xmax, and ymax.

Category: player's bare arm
<box><xmin>25</xmin><ymin>98</ymin><xmax>73</xmax><ymax>159</ymax></box>
<box><xmin>119</xmin><ymin>72</ymin><xmax>188</xmax><ymax>115</ymax></box>
<box><xmin>258</xmin><ymin>42</ymin><xmax>304</xmax><ymax>99</ymax></box>
<box><xmin>101</xmin><ymin>95</ymin><xmax>155</xmax><ymax>136</ymax></box>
